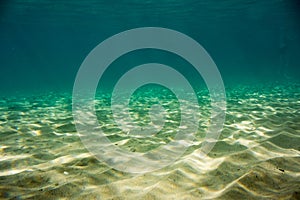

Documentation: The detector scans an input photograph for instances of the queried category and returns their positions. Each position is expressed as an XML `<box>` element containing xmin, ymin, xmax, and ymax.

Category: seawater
<box><xmin>0</xmin><ymin>1</ymin><xmax>300</xmax><ymax>199</ymax></box>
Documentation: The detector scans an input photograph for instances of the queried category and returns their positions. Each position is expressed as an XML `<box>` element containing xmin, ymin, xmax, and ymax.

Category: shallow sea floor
<box><xmin>0</xmin><ymin>83</ymin><xmax>300</xmax><ymax>200</ymax></box>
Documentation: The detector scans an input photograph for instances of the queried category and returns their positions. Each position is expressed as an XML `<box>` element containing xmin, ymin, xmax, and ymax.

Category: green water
<box><xmin>1</xmin><ymin>0</ymin><xmax>300</xmax><ymax>93</ymax></box>
<box><xmin>1</xmin><ymin>1</ymin><xmax>300</xmax><ymax>199</ymax></box>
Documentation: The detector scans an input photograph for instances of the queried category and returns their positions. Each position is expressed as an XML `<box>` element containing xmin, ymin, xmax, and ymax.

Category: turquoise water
<box><xmin>1</xmin><ymin>1</ymin><xmax>300</xmax><ymax>199</ymax></box>
<box><xmin>1</xmin><ymin>0</ymin><xmax>299</xmax><ymax>92</ymax></box>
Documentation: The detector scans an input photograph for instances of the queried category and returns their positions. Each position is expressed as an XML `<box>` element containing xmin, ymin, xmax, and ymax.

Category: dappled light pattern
<box><xmin>0</xmin><ymin>83</ymin><xmax>300</xmax><ymax>199</ymax></box>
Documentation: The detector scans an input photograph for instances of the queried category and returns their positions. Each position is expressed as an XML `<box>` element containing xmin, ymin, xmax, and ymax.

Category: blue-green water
<box><xmin>1</xmin><ymin>0</ymin><xmax>300</xmax><ymax>93</ymax></box>
<box><xmin>0</xmin><ymin>1</ymin><xmax>300</xmax><ymax>199</ymax></box>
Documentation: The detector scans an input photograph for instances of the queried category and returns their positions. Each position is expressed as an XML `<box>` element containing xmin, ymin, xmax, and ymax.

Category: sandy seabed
<box><xmin>0</xmin><ymin>83</ymin><xmax>300</xmax><ymax>200</ymax></box>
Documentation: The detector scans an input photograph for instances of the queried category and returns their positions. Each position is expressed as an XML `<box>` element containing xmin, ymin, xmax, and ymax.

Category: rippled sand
<box><xmin>0</xmin><ymin>83</ymin><xmax>300</xmax><ymax>199</ymax></box>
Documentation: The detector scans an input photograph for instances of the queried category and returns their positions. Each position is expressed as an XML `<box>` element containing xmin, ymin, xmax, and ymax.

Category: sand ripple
<box><xmin>0</xmin><ymin>83</ymin><xmax>300</xmax><ymax>199</ymax></box>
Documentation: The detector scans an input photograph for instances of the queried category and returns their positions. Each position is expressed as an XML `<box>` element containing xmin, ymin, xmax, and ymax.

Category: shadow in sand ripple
<box><xmin>0</xmin><ymin>83</ymin><xmax>299</xmax><ymax>199</ymax></box>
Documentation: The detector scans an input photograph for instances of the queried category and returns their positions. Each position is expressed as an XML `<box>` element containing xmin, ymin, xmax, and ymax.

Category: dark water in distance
<box><xmin>0</xmin><ymin>0</ymin><xmax>299</xmax><ymax>94</ymax></box>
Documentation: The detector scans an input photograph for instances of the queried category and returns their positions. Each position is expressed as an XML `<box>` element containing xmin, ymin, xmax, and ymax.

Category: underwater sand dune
<box><xmin>0</xmin><ymin>83</ymin><xmax>300</xmax><ymax>199</ymax></box>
